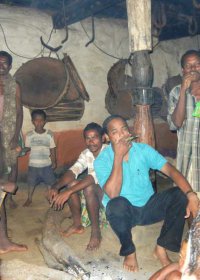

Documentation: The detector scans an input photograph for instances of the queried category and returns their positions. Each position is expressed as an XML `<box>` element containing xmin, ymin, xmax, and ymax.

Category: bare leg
<box><xmin>149</xmin><ymin>263</ymin><xmax>181</xmax><ymax>280</ymax></box>
<box><xmin>61</xmin><ymin>192</ymin><xmax>84</xmax><ymax>237</ymax></box>
<box><xmin>166</xmin><ymin>271</ymin><xmax>182</xmax><ymax>280</ymax></box>
<box><xmin>7</xmin><ymin>163</ymin><xmax>18</xmax><ymax>209</ymax></box>
<box><xmin>154</xmin><ymin>245</ymin><xmax>172</xmax><ymax>267</ymax></box>
<box><xmin>1</xmin><ymin>181</ymin><xmax>16</xmax><ymax>193</ymax></box>
<box><xmin>23</xmin><ymin>185</ymin><xmax>36</xmax><ymax>207</ymax></box>
<box><xmin>0</xmin><ymin>201</ymin><xmax>28</xmax><ymax>254</ymax></box>
<box><xmin>123</xmin><ymin>252</ymin><xmax>139</xmax><ymax>272</ymax></box>
<box><xmin>83</xmin><ymin>184</ymin><xmax>102</xmax><ymax>251</ymax></box>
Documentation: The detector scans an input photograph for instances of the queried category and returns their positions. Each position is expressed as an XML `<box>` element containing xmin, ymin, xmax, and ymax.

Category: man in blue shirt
<box><xmin>94</xmin><ymin>115</ymin><xmax>199</xmax><ymax>273</ymax></box>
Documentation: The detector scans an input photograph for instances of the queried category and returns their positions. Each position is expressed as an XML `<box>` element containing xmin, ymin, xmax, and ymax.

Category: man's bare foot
<box><xmin>86</xmin><ymin>229</ymin><xmax>101</xmax><ymax>251</ymax></box>
<box><xmin>61</xmin><ymin>225</ymin><xmax>84</xmax><ymax>237</ymax></box>
<box><xmin>23</xmin><ymin>199</ymin><xmax>32</xmax><ymax>207</ymax></box>
<box><xmin>0</xmin><ymin>242</ymin><xmax>28</xmax><ymax>254</ymax></box>
<box><xmin>123</xmin><ymin>253</ymin><xmax>139</xmax><ymax>272</ymax></box>
<box><xmin>154</xmin><ymin>245</ymin><xmax>172</xmax><ymax>267</ymax></box>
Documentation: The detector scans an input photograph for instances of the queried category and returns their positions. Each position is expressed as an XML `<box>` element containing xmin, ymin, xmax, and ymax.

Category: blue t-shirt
<box><xmin>94</xmin><ymin>143</ymin><xmax>167</xmax><ymax>207</ymax></box>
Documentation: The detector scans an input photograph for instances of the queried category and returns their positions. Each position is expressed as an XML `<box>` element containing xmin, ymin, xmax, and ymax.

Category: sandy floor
<box><xmin>0</xmin><ymin>178</ymin><xmax>184</xmax><ymax>280</ymax></box>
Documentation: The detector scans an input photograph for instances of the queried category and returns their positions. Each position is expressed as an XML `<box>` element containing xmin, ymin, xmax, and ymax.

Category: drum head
<box><xmin>15</xmin><ymin>57</ymin><xmax>69</xmax><ymax>109</ymax></box>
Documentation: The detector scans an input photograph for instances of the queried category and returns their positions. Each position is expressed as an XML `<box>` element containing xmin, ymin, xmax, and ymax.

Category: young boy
<box><xmin>23</xmin><ymin>109</ymin><xmax>57</xmax><ymax>207</ymax></box>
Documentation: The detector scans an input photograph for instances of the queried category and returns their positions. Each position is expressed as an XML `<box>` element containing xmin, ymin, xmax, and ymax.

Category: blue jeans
<box><xmin>105</xmin><ymin>187</ymin><xmax>187</xmax><ymax>256</ymax></box>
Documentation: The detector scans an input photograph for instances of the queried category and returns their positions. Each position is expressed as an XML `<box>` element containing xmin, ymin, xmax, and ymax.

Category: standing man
<box><xmin>49</xmin><ymin>122</ymin><xmax>106</xmax><ymax>251</ymax></box>
<box><xmin>167</xmin><ymin>49</ymin><xmax>200</xmax><ymax>193</ymax></box>
<box><xmin>0</xmin><ymin>51</ymin><xmax>23</xmax><ymax>208</ymax></box>
<box><xmin>94</xmin><ymin>115</ymin><xmax>199</xmax><ymax>272</ymax></box>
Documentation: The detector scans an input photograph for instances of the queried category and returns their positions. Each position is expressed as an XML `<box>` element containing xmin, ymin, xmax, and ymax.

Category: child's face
<box><xmin>32</xmin><ymin>115</ymin><xmax>46</xmax><ymax>131</ymax></box>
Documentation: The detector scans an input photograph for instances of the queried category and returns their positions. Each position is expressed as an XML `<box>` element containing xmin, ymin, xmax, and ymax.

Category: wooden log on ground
<box><xmin>1</xmin><ymin>259</ymin><xmax>74</xmax><ymax>280</ymax></box>
<box><xmin>38</xmin><ymin>208</ymin><xmax>90</xmax><ymax>280</ymax></box>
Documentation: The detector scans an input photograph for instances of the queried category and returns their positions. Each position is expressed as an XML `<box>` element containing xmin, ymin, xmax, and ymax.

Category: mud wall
<box><xmin>0</xmin><ymin>4</ymin><xmax>197</xmax><ymax>177</ymax></box>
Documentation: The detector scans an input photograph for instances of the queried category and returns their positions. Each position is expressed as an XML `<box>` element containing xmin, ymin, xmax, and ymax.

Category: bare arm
<box><xmin>48</xmin><ymin>169</ymin><xmax>75</xmax><ymax>202</ymax></box>
<box><xmin>50</xmin><ymin>147</ymin><xmax>57</xmax><ymax>169</ymax></box>
<box><xmin>50</xmin><ymin>175</ymin><xmax>95</xmax><ymax>210</ymax></box>
<box><xmin>103</xmin><ymin>138</ymin><xmax>131</xmax><ymax>199</ymax></box>
<box><xmin>66</xmin><ymin>174</ymin><xmax>95</xmax><ymax>194</ymax></box>
<box><xmin>52</xmin><ymin>169</ymin><xmax>75</xmax><ymax>191</ymax></box>
<box><xmin>161</xmin><ymin>163</ymin><xmax>199</xmax><ymax>217</ymax></box>
<box><xmin>10</xmin><ymin>84</ymin><xmax>23</xmax><ymax>149</ymax></box>
<box><xmin>161</xmin><ymin>163</ymin><xmax>192</xmax><ymax>193</ymax></box>
<box><xmin>171</xmin><ymin>73</ymin><xmax>197</xmax><ymax>128</ymax></box>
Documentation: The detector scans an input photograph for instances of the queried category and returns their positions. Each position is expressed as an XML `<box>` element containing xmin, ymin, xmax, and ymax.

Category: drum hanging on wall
<box><xmin>105</xmin><ymin>59</ymin><xmax>164</xmax><ymax>119</ymax></box>
<box><xmin>14</xmin><ymin>55</ymin><xmax>89</xmax><ymax>121</ymax></box>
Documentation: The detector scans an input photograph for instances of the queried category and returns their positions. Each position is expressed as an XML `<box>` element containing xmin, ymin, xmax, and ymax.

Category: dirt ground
<box><xmin>0</xmin><ymin>178</ymin><xmax>184</xmax><ymax>280</ymax></box>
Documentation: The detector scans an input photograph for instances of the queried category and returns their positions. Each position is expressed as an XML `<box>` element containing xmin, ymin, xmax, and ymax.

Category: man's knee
<box><xmin>83</xmin><ymin>183</ymin><xmax>96</xmax><ymax>197</ymax></box>
<box><xmin>173</xmin><ymin>187</ymin><xmax>187</xmax><ymax>203</ymax></box>
<box><xmin>106</xmin><ymin>196</ymin><xmax>131</xmax><ymax>217</ymax></box>
<box><xmin>168</xmin><ymin>187</ymin><xmax>188</xmax><ymax>208</ymax></box>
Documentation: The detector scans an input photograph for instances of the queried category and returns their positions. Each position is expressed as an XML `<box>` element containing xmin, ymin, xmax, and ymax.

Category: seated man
<box><xmin>94</xmin><ymin>115</ymin><xmax>199</xmax><ymax>272</ymax></box>
<box><xmin>48</xmin><ymin>122</ymin><xmax>106</xmax><ymax>251</ymax></box>
<box><xmin>0</xmin><ymin>181</ymin><xmax>27</xmax><ymax>253</ymax></box>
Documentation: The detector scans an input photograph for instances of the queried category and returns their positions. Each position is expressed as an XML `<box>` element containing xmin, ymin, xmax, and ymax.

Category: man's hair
<box><xmin>31</xmin><ymin>109</ymin><xmax>47</xmax><ymax>121</ymax></box>
<box><xmin>0</xmin><ymin>51</ymin><xmax>13</xmax><ymax>66</ymax></box>
<box><xmin>83</xmin><ymin>122</ymin><xmax>104</xmax><ymax>138</ymax></box>
<box><xmin>102</xmin><ymin>115</ymin><xmax>127</xmax><ymax>134</ymax></box>
<box><xmin>181</xmin><ymin>50</ymin><xmax>200</xmax><ymax>68</ymax></box>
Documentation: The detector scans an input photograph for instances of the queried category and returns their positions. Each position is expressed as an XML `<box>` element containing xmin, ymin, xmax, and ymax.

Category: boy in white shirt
<box><xmin>23</xmin><ymin>109</ymin><xmax>56</xmax><ymax>207</ymax></box>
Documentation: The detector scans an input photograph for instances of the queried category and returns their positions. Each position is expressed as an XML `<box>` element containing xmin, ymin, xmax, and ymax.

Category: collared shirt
<box><xmin>167</xmin><ymin>85</ymin><xmax>200</xmax><ymax>191</ymax></box>
<box><xmin>70</xmin><ymin>144</ymin><xmax>107</xmax><ymax>183</ymax></box>
<box><xmin>94</xmin><ymin>143</ymin><xmax>166</xmax><ymax>207</ymax></box>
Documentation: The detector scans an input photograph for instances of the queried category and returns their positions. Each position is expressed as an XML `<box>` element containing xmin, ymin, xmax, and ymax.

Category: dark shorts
<box><xmin>27</xmin><ymin>165</ymin><xmax>56</xmax><ymax>187</ymax></box>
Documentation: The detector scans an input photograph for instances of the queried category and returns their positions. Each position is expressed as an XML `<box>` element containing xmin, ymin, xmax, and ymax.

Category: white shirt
<box><xmin>70</xmin><ymin>144</ymin><xmax>107</xmax><ymax>183</ymax></box>
<box><xmin>25</xmin><ymin>129</ymin><xmax>56</xmax><ymax>168</ymax></box>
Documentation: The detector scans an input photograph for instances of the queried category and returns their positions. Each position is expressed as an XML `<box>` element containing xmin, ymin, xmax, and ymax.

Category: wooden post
<box><xmin>126</xmin><ymin>0</ymin><xmax>156</xmax><ymax>189</ymax></box>
<box><xmin>126</xmin><ymin>0</ymin><xmax>154</xmax><ymax>147</ymax></box>
<box><xmin>126</xmin><ymin>0</ymin><xmax>152</xmax><ymax>52</ymax></box>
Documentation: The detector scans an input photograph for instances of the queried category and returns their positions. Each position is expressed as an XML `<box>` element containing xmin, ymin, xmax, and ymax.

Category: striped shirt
<box><xmin>25</xmin><ymin>129</ymin><xmax>56</xmax><ymax>168</ymax></box>
<box><xmin>70</xmin><ymin>144</ymin><xmax>107</xmax><ymax>183</ymax></box>
<box><xmin>167</xmin><ymin>85</ymin><xmax>200</xmax><ymax>191</ymax></box>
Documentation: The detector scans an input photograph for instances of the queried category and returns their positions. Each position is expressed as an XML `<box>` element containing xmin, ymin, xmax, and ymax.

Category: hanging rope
<box><xmin>153</xmin><ymin>1</ymin><xmax>166</xmax><ymax>29</ymax></box>
<box><xmin>188</xmin><ymin>16</ymin><xmax>198</xmax><ymax>35</ymax></box>
<box><xmin>85</xmin><ymin>16</ymin><xmax>95</xmax><ymax>47</ymax></box>
<box><xmin>152</xmin><ymin>26</ymin><xmax>162</xmax><ymax>38</ymax></box>
<box><xmin>40</xmin><ymin>0</ymin><xmax>68</xmax><ymax>56</ymax></box>
<box><xmin>179</xmin><ymin>13</ymin><xmax>198</xmax><ymax>36</ymax></box>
